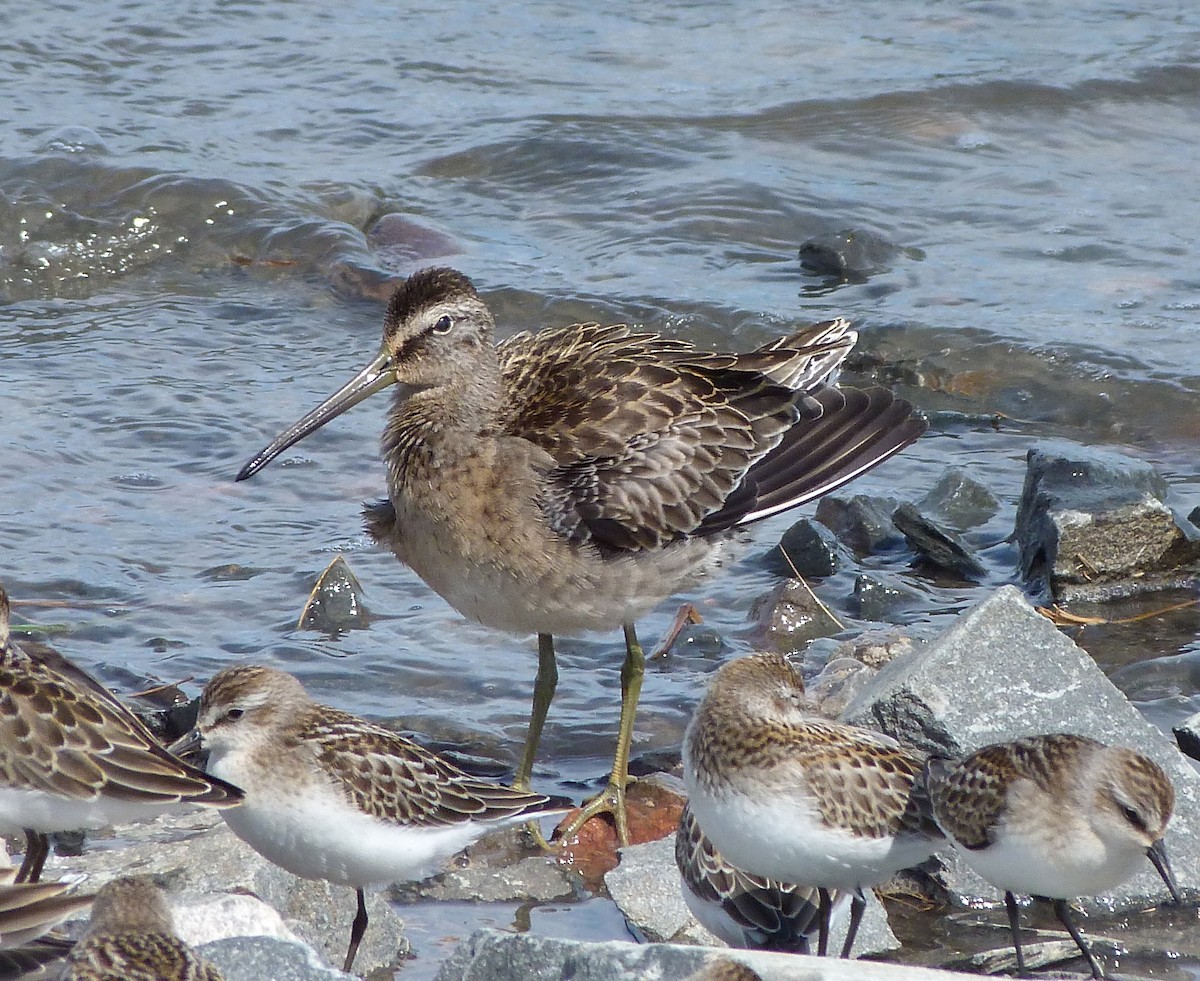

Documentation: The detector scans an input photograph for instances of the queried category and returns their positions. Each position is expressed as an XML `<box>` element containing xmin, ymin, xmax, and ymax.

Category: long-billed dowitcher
<box><xmin>925</xmin><ymin>733</ymin><xmax>1180</xmax><ymax>979</ymax></box>
<box><xmin>235</xmin><ymin>267</ymin><xmax>926</xmax><ymax>842</ymax></box>
<box><xmin>0</xmin><ymin>585</ymin><xmax>243</xmax><ymax>884</ymax></box>
<box><xmin>66</xmin><ymin>876</ymin><xmax>223</xmax><ymax>981</ymax></box>
<box><xmin>683</xmin><ymin>653</ymin><xmax>943</xmax><ymax>957</ymax></box>
<box><xmin>170</xmin><ymin>664</ymin><xmax>570</xmax><ymax>973</ymax></box>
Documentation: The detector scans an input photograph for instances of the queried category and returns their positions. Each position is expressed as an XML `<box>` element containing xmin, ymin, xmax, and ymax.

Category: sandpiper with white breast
<box><xmin>171</xmin><ymin>664</ymin><xmax>572</xmax><ymax>973</ymax></box>
<box><xmin>925</xmin><ymin>733</ymin><xmax>1180</xmax><ymax>979</ymax></box>
<box><xmin>0</xmin><ymin>585</ymin><xmax>243</xmax><ymax>884</ymax></box>
<box><xmin>682</xmin><ymin>652</ymin><xmax>943</xmax><ymax>957</ymax></box>
<box><xmin>233</xmin><ymin>267</ymin><xmax>927</xmax><ymax>843</ymax></box>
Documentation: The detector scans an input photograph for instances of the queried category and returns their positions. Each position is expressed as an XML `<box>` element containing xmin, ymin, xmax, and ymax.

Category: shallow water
<box><xmin>3</xmin><ymin>0</ymin><xmax>1200</xmax><ymax>970</ymax></box>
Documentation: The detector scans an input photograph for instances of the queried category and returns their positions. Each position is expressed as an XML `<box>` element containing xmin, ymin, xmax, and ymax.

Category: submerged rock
<box><xmin>749</xmin><ymin>579</ymin><xmax>843</xmax><ymax>654</ymax></box>
<box><xmin>298</xmin><ymin>556</ymin><xmax>370</xmax><ymax>632</ymax></box>
<box><xmin>798</xmin><ymin>228</ymin><xmax>924</xmax><ymax>282</ymax></box>
<box><xmin>1014</xmin><ymin>441</ymin><xmax>1200</xmax><ymax>602</ymax></box>
<box><xmin>815</xmin><ymin>494</ymin><xmax>905</xmax><ymax>556</ymax></box>
<box><xmin>892</xmin><ymin>503</ymin><xmax>987</xmax><ymax>580</ymax></box>
<box><xmin>916</xmin><ymin>468</ymin><xmax>999</xmax><ymax>532</ymax></box>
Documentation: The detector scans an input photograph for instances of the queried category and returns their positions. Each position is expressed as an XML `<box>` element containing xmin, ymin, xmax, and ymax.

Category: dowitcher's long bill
<box><xmin>682</xmin><ymin>653</ymin><xmax>944</xmax><ymax>958</ymax></box>
<box><xmin>236</xmin><ymin>267</ymin><xmax>927</xmax><ymax>844</ymax></box>
<box><xmin>925</xmin><ymin>733</ymin><xmax>1179</xmax><ymax>979</ymax></box>
<box><xmin>0</xmin><ymin>585</ymin><xmax>243</xmax><ymax>884</ymax></box>
<box><xmin>173</xmin><ymin>664</ymin><xmax>570</xmax><ymax>973</ymax></box>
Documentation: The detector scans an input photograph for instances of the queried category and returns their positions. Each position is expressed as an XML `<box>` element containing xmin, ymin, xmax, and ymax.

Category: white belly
<box><xmin>0</xmin><ymin>786</ymin><xmax>184</xmax><ymax>836</ymax></box>
<box><xmin>954</xmin><ymin>830</ymin><xmax>1149</xmax><ymax>900</ymax></box>
<box><xmin>686</xmin><ymin>786</ymin><xmax>936</xmax><ymax>890</ymax></box>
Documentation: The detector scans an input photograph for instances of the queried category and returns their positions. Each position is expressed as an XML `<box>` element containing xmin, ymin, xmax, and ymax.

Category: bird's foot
<box><xmin>553</xmin><ymin>773</ymin><xmax>635</xmax><ymax>847</ymax></box>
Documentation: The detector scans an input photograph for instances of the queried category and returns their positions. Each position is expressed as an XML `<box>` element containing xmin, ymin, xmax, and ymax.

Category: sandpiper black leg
<box><xmin>1005</xmin><ymin>892</ymin><xmax>1027</xmax><ymax>977</ymax></box>
<box><xmin>343</xmin><ymin>887</ymin><xmax>369</xmax><ymax>974</ymax></box>
<box><xmin>16</xmin><ymin>830</ymin><xmax>48</xmax><ymax>884</ymax></box>
<box><xmin>841</xmin><ymin>887</ymin><xmax>866</xmax><ymax>959</ymax></box>
<box><xmin>816</xmin><ymin>887</ymin><xmax>832</xmax><ymax>957</ymax></box>
<box><xmin>1051</xmin><ymin>897</ymin><xmax>1104</xmax><ymax>980</ymax></box>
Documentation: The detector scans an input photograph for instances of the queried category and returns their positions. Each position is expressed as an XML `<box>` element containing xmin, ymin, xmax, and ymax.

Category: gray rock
<box><xmin>749</xmin><ymin>579</ymin><xmax>842</xmax><ymax>654</ymax></box>
<box><xmin>917</xmin><ymin>468</ymin><xmax>1000</xmax><ymax>532</ymax></box>
<box><xmin>200</xmin><ymin>935</ymin><xmax>356</xmax><ymax>981</ymax></box>
<box><xmin>847</xmin><ymin>573</ymin><xmax>923</xmax><ymax>621</ymax></box>
<box><xmin>768</xmin><ymin>519</ymin><xmax>843</xmax><ymax>578</ymax></box>
<box><xmin>399</xmin><ymin>854</ymin><xmax>576</xmax><ymax>903</ymax></box>
<box><xmin>1014</xmin><ymin>441</ymin><xmax>1200</xmax><ymax>601</ymax></box>
<box><xmin>892</xmin><ymin>503</ymin><xmax>986</xmax><ymax>580</ymax></box>
<box><xmin>815</xmin><ymin>494</ymin><xmax>905</xmax><ymax>556</ymax></box>
<box><xmin>52</xmin><ymin>810</ymin><xmax>407</xmax><ymax>977</ymax></box>
<box><xmin>434</xmin><ymin>930</ymin><xmax>972</xmax><ymax>981</ymax></box>
<box><xmin>605</xmin><ymin>834</ymin><xmax>898</xmax><ymax>957</ymax></box>
<box><xmin>798</xmin><ymin>228</ymin><xmax>924</xmax><ymax>282</ymax></box>
<box><xmin>842</xmin><ymin>585</ymin><xmax>1200</xmax><ymax>911</ymax></box>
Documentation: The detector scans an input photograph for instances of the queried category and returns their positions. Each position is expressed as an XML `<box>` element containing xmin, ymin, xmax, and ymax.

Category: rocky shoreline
<box><xmin>16</xmin><ymin>438</ymin><xmax>1200</xmax><ymax>980</ymax></box>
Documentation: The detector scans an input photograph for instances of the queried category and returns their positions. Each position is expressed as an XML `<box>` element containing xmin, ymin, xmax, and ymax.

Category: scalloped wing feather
<box><xmin>498</xmin><ymin>321</ymin><xmax>859</xmax><ymax>551</ymax></box>
<box><xmin>306</xmin><ymin>712</ymin><xmax>559</xmax><ymax>829</ymax></box>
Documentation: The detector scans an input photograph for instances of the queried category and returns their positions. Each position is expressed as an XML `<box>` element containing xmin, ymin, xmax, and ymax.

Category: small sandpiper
<box><xmin>0</xmin><ymin>585</ymin><xmax>243</xmax><ymax>883</ymax></box>
<box><xmin>65</xmin><ymin>876</ymin><xmax>223</xmax><ymax>981</ymax></box>
<box><xmin>235</xmin><ymin>266</ymin><xmax>927</xmax><ymax>843</ymax></box>
<box><xmin>676</xmin><ymin>800</ymin><xmax>847</xmax><ymax>955</ymax></box>
<box><xmin>171</xmin><ymin>663</ymin><xmax>571</xmax><ymax>973</ymax></box>
<box><xmin>925</xmin><ymin>733</ymin><xmax>1180</xmax><ymax>979</ymax></box>
<box><xmin>682</xmin><ymin>652</ymin><xmax>943</xmax><ymax>957</ymax></box>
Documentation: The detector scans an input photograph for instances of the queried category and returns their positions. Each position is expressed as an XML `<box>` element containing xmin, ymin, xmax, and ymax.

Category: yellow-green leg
<box><xmin>516</xmin><ymin>633</ymin><xmax>559</xmax><ymax>850</ymax></box>
<box><xmin>514</xmin><ymin>632</ymin><xmax>558</xmax><ymax>792</ymax></box>
<box><xmin>554</xmin><ymin>623</ymin><xmax>644</xmax><ymax>846</ymax></box>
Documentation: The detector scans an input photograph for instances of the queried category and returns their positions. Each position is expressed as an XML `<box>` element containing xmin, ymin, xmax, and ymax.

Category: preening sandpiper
<box><xmin>676</xmin><ymin>800</ymin><xmax>847</xmax><ymax>955</ymax></box>
<box><xmin>682</xmin><ymin>652</ymin><xmax>943</xmax><ymax>957</ymax></box>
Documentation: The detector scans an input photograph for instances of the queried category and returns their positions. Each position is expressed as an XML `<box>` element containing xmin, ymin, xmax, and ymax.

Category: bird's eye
<box><xmin>1122</xmin><ymin>804</ymin><xmax>1147</xmax><ymax>832</ymax></box>
<box><xmin>225</xmin><ymin>708</ymin><xmax>245</xmax><ymax>723</ymax></box>
<box><xmin>432</xmin><ymin>314</ymin><xmax>454</xmax><ymax>335</ymax></box>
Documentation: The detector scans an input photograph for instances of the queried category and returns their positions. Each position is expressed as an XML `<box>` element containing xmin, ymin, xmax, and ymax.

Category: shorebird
<box><xmin>0</xmin><ymin>866</ymin><xmax>93</xmax><ymax>950</ymax></box>
<box><xmin>171</xmin><ymin>664</ymin><xmax>571</xmax><ymax>973</ymax></box>
<box><xmin>235</xmin><ymin>267</ymin><xmax>926</xmax><ymax>842</ymax></box>
<box><xmin>682</xmin><ymin>652</ymin><xmax>943</xmax><ymax>956</ymax></box>
<box><xmin>65</xmin><ymin>876</ymin><xmax>223</xmax><ymax>981</ymax></box>
<box><xmin>676</xmin><ymin>800</ymin><xmax>847</xmax><ymax>955</ymax></box>
<box><xmin>925</xmin><ymin>733</ymin><xmax>1180</xmax><ymax>979</ymax></box>
<box><xmin>0</xmin><ymin>585</ymin><xmax>243</xmax><ymax>883</ymax></box>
